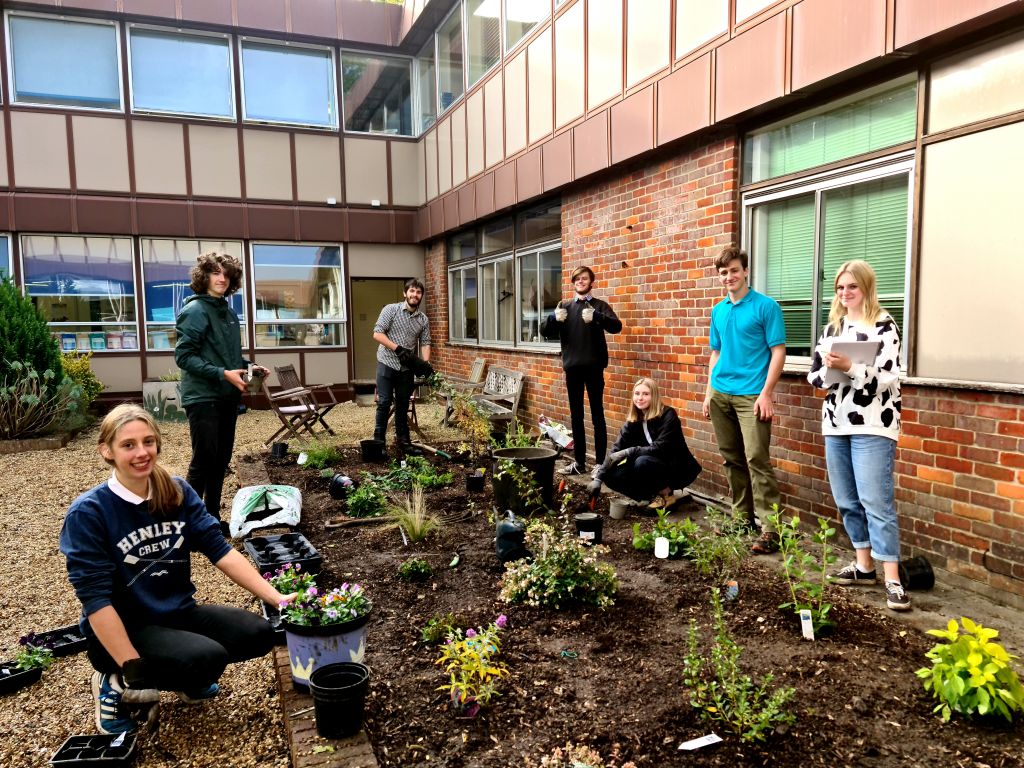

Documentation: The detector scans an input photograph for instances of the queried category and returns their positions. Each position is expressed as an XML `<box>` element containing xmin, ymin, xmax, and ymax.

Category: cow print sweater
<box><xmin>807</xmin><ymin>313</ymin><xmax>901</xmax><ymax>442</ymax></box>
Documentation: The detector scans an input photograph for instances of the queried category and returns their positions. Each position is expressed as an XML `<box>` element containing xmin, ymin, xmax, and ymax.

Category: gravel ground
<box><xmin>0</xmin><ymin>400</ymin><xmax>456</xmax><ymax>768</ymax></box>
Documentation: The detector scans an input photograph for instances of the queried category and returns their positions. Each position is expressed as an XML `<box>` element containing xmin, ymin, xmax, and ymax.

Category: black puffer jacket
<box><xmin>601</xmin><ymin>406</ymin><xmax>701</xmax><ymax>488</ymax></box>
<box><xmin>174</xmin><ymin>295</ymin><xmax>248</xmax><ymax>407</ymax></box>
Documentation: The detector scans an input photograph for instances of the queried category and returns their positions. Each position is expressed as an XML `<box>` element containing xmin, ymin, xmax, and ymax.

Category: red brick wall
<box><xmin>423</xmin><ymin>134</ymin><xmax>1024</xmax><ymax>601</ymax></box>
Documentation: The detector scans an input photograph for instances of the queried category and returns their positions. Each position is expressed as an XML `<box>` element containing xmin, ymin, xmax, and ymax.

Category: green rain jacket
<box><xmin>174</xmin><ymin>294</ymin><xmax>248</xmax><ymax>407</ymax></box>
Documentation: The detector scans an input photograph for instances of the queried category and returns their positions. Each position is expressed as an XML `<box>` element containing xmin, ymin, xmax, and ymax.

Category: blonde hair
<box><xmin>627</xmin><ymin>377</ymin><xmax>665</xmax><ymax>422</ymax></box>
<box><xmin>98</xmin><ymin>404</ymin><xmax>183</xmax><ymax>517</ymax></box>
<box><xmin>828</xmin><ymin>260</ymin><xmax>887</xmax><ymax>333</ymax></box>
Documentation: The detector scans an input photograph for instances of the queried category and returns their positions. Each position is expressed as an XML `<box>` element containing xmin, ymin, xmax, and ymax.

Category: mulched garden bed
<box><xmin>259</xmin><ymin>445</ymin><xmax>1023</xmax><ymax>768</ymax></box>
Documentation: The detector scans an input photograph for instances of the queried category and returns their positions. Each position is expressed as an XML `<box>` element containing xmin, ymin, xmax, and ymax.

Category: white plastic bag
<box><xmin>229</xmin><ymin>485</ymin><xmax>302</xmax><ymax>539</ymax></box>
<box><xmin>539</xmin><ymin>414</ymin><xmax>574</xmax><ymax>450</ymax></box>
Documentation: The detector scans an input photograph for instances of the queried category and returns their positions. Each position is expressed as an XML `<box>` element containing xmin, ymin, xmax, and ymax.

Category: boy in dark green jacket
<box><xmin>174</xmin><ymin>252</ymin><xmax>267</xmax><ymax>536</ymax></box>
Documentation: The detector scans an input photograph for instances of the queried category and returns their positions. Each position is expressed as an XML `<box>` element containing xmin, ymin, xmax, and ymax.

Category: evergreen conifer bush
<box><xmin>0</xmin><ymin>278</ymin><xmax>63</xmax><ymax>385</ymax></box>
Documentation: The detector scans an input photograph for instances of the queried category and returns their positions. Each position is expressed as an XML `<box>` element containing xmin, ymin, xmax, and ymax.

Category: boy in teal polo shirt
<box><xmin>701</xmin><ymin>247</ymin><xmax>787</xmax><ymax>554</ymax></box>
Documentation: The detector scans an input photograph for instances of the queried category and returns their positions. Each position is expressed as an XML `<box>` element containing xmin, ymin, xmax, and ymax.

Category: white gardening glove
<box><xmin>554</xmin><ymin>306</ymin><xmax>568</xmax><ymax>322</ymax></box>
<box><xmin>581</xmin><ymin>306</ymin><xmax>595</xmax><ymax>323</ymax></box>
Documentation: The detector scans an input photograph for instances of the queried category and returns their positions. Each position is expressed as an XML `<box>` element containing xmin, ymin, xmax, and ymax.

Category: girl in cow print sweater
<box><xmin>807</xmin><ymin>260</ymin><xmax>909</xmax><ymax>611</ymax></box>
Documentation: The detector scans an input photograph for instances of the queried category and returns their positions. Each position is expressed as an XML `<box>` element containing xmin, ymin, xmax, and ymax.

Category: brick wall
<box><xmin>423</xmin><ymin>134</ymin><xmax>1024</xmax><ymax>602</ymax></box>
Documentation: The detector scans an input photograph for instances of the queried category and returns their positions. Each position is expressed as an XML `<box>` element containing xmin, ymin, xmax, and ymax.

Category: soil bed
<box><xmin>263</xmin><ymin>446</ymin><xmax>1023</xmax><ymax>768</ymax></box>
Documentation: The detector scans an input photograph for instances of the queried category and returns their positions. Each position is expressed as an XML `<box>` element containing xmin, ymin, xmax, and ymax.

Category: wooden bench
<box><xmin>470</xmin><ymin>367</ymin><xmax>524</xmax><ymax>431</ymax></box>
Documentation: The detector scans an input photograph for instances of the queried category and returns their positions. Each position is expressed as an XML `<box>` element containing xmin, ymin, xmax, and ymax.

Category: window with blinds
<box><xmin>467</xmin><ymin>0</ymin><xmax>501</xmax><ymax>86</ymax></box>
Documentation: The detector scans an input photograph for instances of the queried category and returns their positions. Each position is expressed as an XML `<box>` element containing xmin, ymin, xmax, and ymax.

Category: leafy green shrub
<box><xmin>687</xmin><ymin>505</ymin><xmax>750</xmax><ymax>580</ymax></box>
<box><xmin>683</xmin><ymin>588</ymin><xmax>796</xmax><ymax>742</ymax></box>
<box><xmin>347</xmin><ymin>478</ymin><xmax>386</xmax><ymax>518</ymax></box>
<box><xmin>916</xmin><ymin>617</ymin><xmax>1024</xmax><ymax>722</ymax></box>
<box><xmin>300</xmin><ymin>441</ymin><xmax>342</xmax><ymax>470</ymax></box>
<box><xmin>0</xmin><ymin>278</ymin><xmax>62</xmax><ymax>387</ymax></box>
<box><xmin>0</xmin><ymin>362</ymin><xmax>82</xmax><ymax>439</ymax></box>
<box><xmin>632</xmin><ymin>509</ymin><xmax>698</xmax><ymax>558</ymax></box>
<box><xmin>398</xmin><ymin>557</ymin><xmax>433</xmax><ymax>581</ymax></box>
<box><xmin>421</xmin><ymin>612</ymin><xmax>460</xmax><ymax>644</ymax></box>
<box><xmin>61</xmin><ymin>351</ymin><xmax>105</xmax><ymax>411</ymax></box>
<box><xmin>373</xmin><ymin>456</ymin><xmax>453</xmax><ymax>491</ymax></box>
<box><xmin>502</xmin><ymin>420</ymin><xmax>541</xmax><ymax>448</ymax></box>
<box><xmin>769</xmin><ymin>509</ymin><xmax>837</xmax><ymax>636</ymax></box>
<box><xmin>500</xmin><ymin>520</ymin><xmax>618</xmax><ymax>609</ymax></box>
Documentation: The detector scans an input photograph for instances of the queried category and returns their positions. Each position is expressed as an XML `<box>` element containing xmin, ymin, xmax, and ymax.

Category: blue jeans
<box><xmin>825</xmin><ymin>434</ymin><xmax>900</xmax><ymax>562</ymax></box>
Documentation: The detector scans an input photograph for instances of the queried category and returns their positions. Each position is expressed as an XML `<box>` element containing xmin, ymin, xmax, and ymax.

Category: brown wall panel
<box><xmin>180</xmin><ymin>0</ymin><xmax>232</xmax><ymax>26</ymax></box>
<box><xmin>715</xmin><ymin>13</ymin><xmax>787</xmax><ymax>120</ymax></box>
<box><xmin>13</xmin><ymin>194</ymin><xmax>73</xmax><ymax>232</ymax></box>
<box><xmin>248</xmin><ymin>204</ymin><xmax>296</xmax><ymax>240</ymax></box>
<box><xmin>349</xmin><ymin>210</ymin><xmax>392</xmax><ymax>242</ymax></box>
<box><xmin>298</xmin><ymin>207</ymin><xmax>347</xmax><ymax>242</ymax></box>
<box><xmin>657</xmin><ymin>54</ymin><xmax>712</xmax><ymax>146</ymax></box>
<box><xmin>193</xmin><ymin>202</ymin><xmax>245</xmax><ymax>239</ymax></box>
<box><xmin>0</xmin><ymin>197</ymin><xmax>10</xmax><ymax>230</ymax></box>
<box><xmin>237</xmin><ymin>0</ymin><xmax>287</xmax><ymax>31</ymax></box>
<box><xmin>136</xmin><ymin>199</ymin><xmax>190</xmax><ymax>236</ymax></box>
<box><xmin>894</xmin><ymin>0</ymin><xmax>1017</xmax><ymax>49</ymax></box>
<box><xmin>291</xmin><ymin>0</ymin><xmax>340</xmax><ymax>38</ymax></box>
<box><xmin>122</xmin><ymin>0</ymin><xmax>177</xmax><ymax>17</ymax></box>
<box><xmin>73</xmin><ymin>116</ymin><xmax>131</xmax><ymax>193</ymax></box>
<box><xmin>516</xmin><ymin>147</ymin><xmax>543</xmax><ymax>203</ymax></box>
<box><xmin>792</xmin><ymin>0</ymin><xmax>886</xmax><ymax>91</ymax></box>
<box><xmin>611</xmin><ymin>86</ymin><xmax>654</xmax><ymax>165</ymax></box>
<box><xmin>573</xmin><ymin>111</ymin><xmax>609</xmax><ymax>180</ymax></box>
<box><xmin>542</xmin><ymin>132</ymin><xmax>572</xmax><ymax>192</ymax></box>
<box><xmin>475</xmin><ymin>173</ymin><xmax>495</xmax><ymax>218</ymax></box>
<box><xmin>243</xmin><ymin>129</ymin><xmax>293</xmax><ymax>201</ymax></box>
<box><xmin>76</xmin><ymin>197</ymin><xmax>132</xmax><ymax>234</ymax></box>
<box><xmin>132</xmin><ymin>121</ymin><xmax>187</xmax><ymax>195</ymax></box>
<box><xmin>494</xmin><ymin>163</ymin><xmax>516</xmax><ymax>212</ymax></box>
<box><xmin>416</xmin><ymin>207</ymin><xmax>430</xmax><ymax>241</ymax></box>
<box><xmin>62</xmin><ymin>0</ymin><xmax>118</xmax><ymax>11</ymax></box>
<box><xmin>394</xmin><ymin>211</ymin><xmax>417</xmax><ymax>243</ymax></box>
<box><xmin>428</xmin><ymin>199</ymin><xmax>443</xmax><ymax>237</ymax></box>
<box><xmin>442</xmin><ymin>193</ymin><xmax>458</xmax><ymax>231</ymax></box>
<box><xmin>11</xmin><ymin>112</ymin><xmax>70</xmax><ymax>190</ymax></box>
<box><xmin>340</xmin><ymin>0</ymin><xmax>400</xmax><ymax>46</ymax></box>
<box><xmin>458</xmin><ymin>185</ymin><xmax>475</xmax><ymax>226</ymax></box>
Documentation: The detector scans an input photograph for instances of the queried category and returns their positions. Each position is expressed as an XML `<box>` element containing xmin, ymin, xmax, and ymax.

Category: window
<box><xmin>415</xmin><ymin>41</ymin><xmax>437</xmax><ymax>133</ymax></box>
<box><xmin>21</xmin><ymin>235</ymin><xmax>137</xmax><ymax>352</ymax></box>
<box><xmin>8</xmin><ymin>14</ymin><xmax>121</xmax><ymax>110</ymax></box>
<box><xmin>341</xmin><ymin>52</ymin><xmax>412</xmax><ymax>135</ymax></box>
<box><xmin>0</xmin><ymin>236</ymin><xmax>10</xmax><ymax>279</ymax></box>
<box><xmin>446</xmin><ymin>201</ymin><xmax>561</xmax><ymax>347</ymax></box>
<box><xmin>744</xmin><ymin>78</ymin><xmax>916</xmax><ymax>184</ymax></box>
<box><xmin>745</xmin><ymin>157</ymin><xmax>913</xmax><ymax>358</ymax></box>
<box><xmin>466</xmin><ymin>0</ymin><xmax>501</xmax><ymax>86</ymax></box>
<box><xmin>128</xmin><ymin>26</ymin><xmax>234</xmax><ymax>118</ymax></box>
<box><xmin>251</xmin><ymin>244</ymin><xmax>346</xmax><ymax>348</ymax></box>
<box><xmin>240</xmin><ymin>40</ymin><xmax>337</xmax><ymax>128</ymax></box>
<box><xmin>437</xmin><ymin>4</ymin><xmax>464</xmax><ymax>112</ymax></box>
<box><xmin>517</xmin><ymin>245</ymin><xmax>561</xmax><ymax>344</ymax></box>
<box><xmin>140</xmin><ymin>239</ymin><xmax>246</xmax><ymax>350</ymax></box>
<box><xmin>505</xmin><ymin>0</ymin><xmax>548</xmax><ymax>50</ymax></box>
<box><xmin>449</xmin><ymin>264</ymin><xmax>477</xmax><ymax>341</ymax></box>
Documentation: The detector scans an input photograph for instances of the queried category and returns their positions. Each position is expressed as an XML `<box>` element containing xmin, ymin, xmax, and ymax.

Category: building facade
<box><xmin>1</xmin><ymin>0</ymin><xmax>1023</xmax><ymax>603</ymax></box>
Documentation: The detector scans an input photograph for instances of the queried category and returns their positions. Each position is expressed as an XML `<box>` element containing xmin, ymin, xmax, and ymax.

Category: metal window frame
<box><xmin>238</xmin><ymin>36</ymin><xmax>339</xmax><ymax>130</ymax></box>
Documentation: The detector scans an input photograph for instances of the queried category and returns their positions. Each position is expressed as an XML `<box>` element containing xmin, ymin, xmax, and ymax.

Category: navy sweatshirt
<box><xmin>60</xmin><ymin>479</ymin><xmax>232</xmax><ymax>635</ymax></box>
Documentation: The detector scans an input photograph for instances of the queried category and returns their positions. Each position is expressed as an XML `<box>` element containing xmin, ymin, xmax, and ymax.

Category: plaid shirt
<box><xmin>374</xmin><ymin>301</ymin><xmax>431</xmax><ymax>371</ymax></box>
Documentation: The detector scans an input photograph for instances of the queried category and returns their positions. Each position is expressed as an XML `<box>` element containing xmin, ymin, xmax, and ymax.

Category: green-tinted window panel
<box><xmin>745</xmin><ymin>81</ymin><xmax>917</xmax><ymax>183</ymax></box>
<box><xmin>818</xmin><ymin>175</ymin><xmax>908</xmax><ymax>335</ymax></box>
<box><xmin>754</xmin><ymin>194</ymin><xmax>815</xmax><ymax>355</ymax></box>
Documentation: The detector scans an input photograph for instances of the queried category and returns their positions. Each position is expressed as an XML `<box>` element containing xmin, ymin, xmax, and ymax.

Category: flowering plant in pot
<box><xmin>435</xmin><ymin>615</ymin><xmax>509</xmax><ymax>718</ymax></box>
<box><xmin>264</xmin><ymin>571</ymin><xmax>373</xmax><ymax>690</ymax></box>
<box><xmin>1</xmin><ymin>633</ymin><xmax>55</xmax><ymax>695</ymax></box>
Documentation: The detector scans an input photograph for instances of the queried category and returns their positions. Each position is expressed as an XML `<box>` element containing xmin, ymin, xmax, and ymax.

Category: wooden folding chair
<box><xmin>261</xmin><ymin>379</ymin><xmax>324</xmax><ymax>447</ymax></box>
<box><xmin>274</xmin><ymin>364</ymin><xmax>338</xmax><ymax>435</ymax></box>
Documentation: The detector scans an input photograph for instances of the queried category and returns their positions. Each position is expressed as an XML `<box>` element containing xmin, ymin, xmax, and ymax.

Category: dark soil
<box><xmin>263</xmin><ymin>446</ymin><xmax>1023</xmax><ymax>768</ymax></box>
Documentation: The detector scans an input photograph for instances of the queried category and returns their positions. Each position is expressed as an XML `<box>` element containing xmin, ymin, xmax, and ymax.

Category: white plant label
<box><xmin>678</xmin><ymin>733</ymin><xmax>723</xmax><ymax>751</ymax></box>
<box><xmin>296</xmin><ymin>452</ymin><xmax>308</xmax><ymax>466</ymax></box>
<box><xmin>579</xmin><ymin>530</ymin><xmax>595</xmax><ymax>541</ymax></box>
<box><xmin>800</xmin><ymin>609</ymin><xmax>815</xmax><ymax>641</ymax></box>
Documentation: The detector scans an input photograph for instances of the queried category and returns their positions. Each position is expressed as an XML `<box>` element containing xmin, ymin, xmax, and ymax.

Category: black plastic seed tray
<box><xmin>261</xmin><ymin>602</ymin><xmax>286</xmax><ymax>643</ymax></box>
<box><xmin>33</xmin><ymin>624</ymin><xmax>88</xmax><ymax>657</ymax></box>
<box><xmin>50</xmin><ymin>734</ymin><xmax>137</xmax><ymax>767</ymax></box>
<box><xmin>244</xmin><ymin>532</ymin><xmax>322</xmax><ymax>577</ymax></box>
<box><xmin>1</xmin><ymin>662</ymin><xmax>42</xmax><ymax>695</ymax></box>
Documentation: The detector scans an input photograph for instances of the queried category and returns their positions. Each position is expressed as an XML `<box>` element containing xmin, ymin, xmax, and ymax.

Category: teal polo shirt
<box><xmin>709</xmin><ymin>288</ymin><xmax>786</xmax><ymax>396</ymax></box>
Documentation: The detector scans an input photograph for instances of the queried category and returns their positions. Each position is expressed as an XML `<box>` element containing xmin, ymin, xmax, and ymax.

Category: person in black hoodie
<box><xmin>174</xmin><ymin>252</ymin><xmax>267</xmax><ymax>536</ymax></box>
<box><xmin>588</xmin><ymin>377</ymin><xmax>701</xmax><ymax>510</ymax></box>
<box><xmin>541</xmin><ymin>266</ymin><xmax>622</xmax><ymax>475</ymax></box>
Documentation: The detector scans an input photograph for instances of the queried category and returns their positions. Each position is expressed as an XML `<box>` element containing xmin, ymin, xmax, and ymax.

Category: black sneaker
<box><xmin>831</xmin><ymin>562</ymin><xmax>878</xmax><ymax>585</ymax></box>
<box><xmin>750</xmin><ymin>531</ymin><xmax>780</xmax><ymax>555</ymax></box>
<box><xmin>399</xmin><ymin>443</ymin><xmax>423</xmax><ymax>457</ymax></box>
<box><xmin>885</xmin><ymin>580</ymin><xmax>911</xmax><ymax>611</ymax></box>
<box><xmin>559</xmin><ymin>461</ymin><xmax>586</xmax><ymax>476</ymax></box>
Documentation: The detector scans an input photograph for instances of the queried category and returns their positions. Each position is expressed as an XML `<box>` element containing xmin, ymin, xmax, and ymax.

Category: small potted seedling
<box><xmin>1</xmin><ymin>633</ymin><xmax>55</xmax><ymax>695</ymax></box>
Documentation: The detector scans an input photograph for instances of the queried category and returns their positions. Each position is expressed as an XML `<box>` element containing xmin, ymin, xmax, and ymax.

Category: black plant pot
<box><xmin>0</xmin><ymin>662</ymin><xmax>42</xmax><ymax>695</ymax></box>
<box><xmin>899</xmin><ymin>555</ymin><xmax>935</xmax><ymax>591</ymax></box>
<box><xmin>360</xmin><ymin>439</ymin><xmax>386</xmax><ymax>463</ymax></box>
<box><xmin>491</xmin><ymin>447</ymin><xmax>558</xmax><ymax>514</ymax></box>
<box><xmin>466</xmin><ymin>472</ymin><xmax>485</xmax><ymax>493</ymax></box>
<box><xmin>244</xmin><ymin>532</ymin><xmax>322</xmax><ymax>576</ymax></box>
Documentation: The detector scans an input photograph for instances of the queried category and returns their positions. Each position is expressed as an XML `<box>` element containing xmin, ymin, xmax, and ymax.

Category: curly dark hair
<box><xmin>190</xmin><ymin>251</ymin><xmax>243</xmax><ymax>295</ymax></box>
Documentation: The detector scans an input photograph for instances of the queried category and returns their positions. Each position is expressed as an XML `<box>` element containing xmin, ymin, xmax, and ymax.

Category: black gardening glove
<box><xmin>121</xmin><ymin>657</ymin><xmax>161</xmax><ymax>704</ymax></box>
<box><xmin>606</xmin><ymin>447</ymin><xmax>637</xmax><ymax>466</ymax></box>
<box><xmin>587</xmin><ymin>479</ymin><xmax>603</xmax><ymax>498</ymax></box>
<box><xmin>394</xmin><ymin>345</ymin><xmax>413</xmax><ymax>365</ymax></box>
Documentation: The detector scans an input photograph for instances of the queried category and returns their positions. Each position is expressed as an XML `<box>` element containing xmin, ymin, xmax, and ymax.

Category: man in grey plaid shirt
<box><xmin>372</xmin><ymin>278</ymin><xmax>431</xmax><ymax>455</ymax></box>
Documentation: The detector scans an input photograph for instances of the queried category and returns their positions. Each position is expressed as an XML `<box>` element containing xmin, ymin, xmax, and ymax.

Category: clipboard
<box><xmin>823</xmin><ymin>340</ymin><xmax>881</xmax><ymax>385</ymax></box>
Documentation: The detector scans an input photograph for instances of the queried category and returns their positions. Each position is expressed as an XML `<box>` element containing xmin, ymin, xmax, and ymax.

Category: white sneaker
<box><xmin>558</xmin><ymin>461</ymin><xmax>586</xmax><ymax>476</ymax></box>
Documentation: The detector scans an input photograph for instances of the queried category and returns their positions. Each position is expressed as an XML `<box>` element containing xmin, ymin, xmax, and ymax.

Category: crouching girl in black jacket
<box><xmin>588</xmin><ymin>377</ymin><xmax>701</xmax><ymax>510</ymax></box>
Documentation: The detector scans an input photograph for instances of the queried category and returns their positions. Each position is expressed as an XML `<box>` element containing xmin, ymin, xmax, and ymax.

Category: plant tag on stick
<box><xmin>678</xmin><ymin>733</ymin><xmax>723</xmax><ymax>751</ymax></box>
<box><xmin>800</xmin><ymin>609</ymin><xmax>815</xmax><ymax>641</ymax></box>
